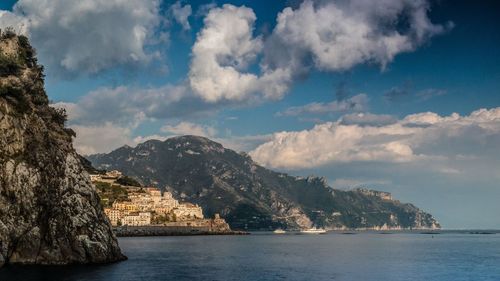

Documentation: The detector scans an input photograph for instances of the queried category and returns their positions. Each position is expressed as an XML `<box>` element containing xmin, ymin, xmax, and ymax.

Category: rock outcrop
<box><xmin>89</xmin><ymin>135</ymin><xmax>441</xmax><ymax>231</ymax></box>
<box><xmin>0</xmin><ymin>31</ymin><xmax>125</xmax><ymax>268</ymax></box>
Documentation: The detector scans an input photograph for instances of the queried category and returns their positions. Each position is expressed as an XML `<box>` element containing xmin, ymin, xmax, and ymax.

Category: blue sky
<box><xmin>42</xmin><ymin>0</ymin><xmax>500</xmax><ymax>135</ymax></box>
<box><xmin>1</xmin><ymin>0</ymin><xmax>499</xmax><ymax>229</ymax></box>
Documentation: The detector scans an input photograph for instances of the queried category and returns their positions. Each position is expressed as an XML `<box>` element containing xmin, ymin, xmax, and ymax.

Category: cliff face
<box><xmin>0</xmin><ymin>32</ymin><xmax>125</xmax><ymax>267</ymax></box>
<box><xmin>89</xmin><ymin>136</ymin><xmax>440</xmax><ymax>231</ymax></box>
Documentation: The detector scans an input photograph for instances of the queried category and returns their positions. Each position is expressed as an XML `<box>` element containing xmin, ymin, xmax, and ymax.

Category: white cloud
<box><xmin>132</xmin><ymin>134</ymin><xmax>169</xmax><ymax>144</ymax></box>
<box><xmin>189</xmin><ymin>1</ymin><xmax>448</xmax><ymax>104</ymax></box>
<box><xmin>52</xmin><ymin>84</ymin><xmax>202</xmax><ymax>154</ymax></box>
<box><xmin>170</xmin><ymin>1</ymin><xmax>192</xmax><ymax>31</ymax></box>
<box><xmin>215</xmin><ymin>133</ymin><xmax>273</xmax><ymax>153</ymax></box>
<box><xmin>54</xmin><ymin>84</ymin><xmax>189</xmax><ymax>126</ymax></box>
<box><xmin>264</xmin><ymin>0</ymin><xmax>450</xmax><ymax>75</ymax></box>
<box><xmin>71</xmin><ymin>122</ymin><xmax>134</xmax><ymax>155</ymax></box>
<box><xmin>0</xmin><ymin>11</ymin><xmax>27</xmax><ymax>34</ymax></box>
<box><xmin>69</xmin><ymin>118</ymin><xmax>270</xmax><ymax>155</ymax></box>
<box><xmin>52</xmin><ymin>82</ymin><xmax>265</xmax><ymax>155</ymax></box>
<box><xmin>250</xmin><ymin>123</ymin><xmax>418</xmax><ymax>169</ymax></box>
<box><xmin>189</xmin><ymin>4</ymin><xmax>292</xmax><ymax>103</ymax></box>
<box><xmin>0</xmin><ymin>0</ymin><xmax>162</xmax><ymax>76</ymax></box>
<box><xmin>403</xmin><ymin>111</ymin><xmax>460</xmax><ymax>125</ymax></box>
<box><xmin>71</xmin><ymin>123</ymin><xmax>174</xmax><ymax>155</ymax></box>
<box><xmin>250</xmin><ymin>107</ymin><xmax>500</xmax><ymax>169</ymax></box>
<box><xmin>277</xmin><ymin>94</ymin><xmax>368</xmax><ymax>117</ymax></box>
<box><xmin>340</xmin><ymin>112</ymin><xmax>397</xmax><ymax>126</ymax></box>
<box><xmin>161</xmin><ymin>121</ymin><xmax>217</xmax><ymax>138</ymax></box>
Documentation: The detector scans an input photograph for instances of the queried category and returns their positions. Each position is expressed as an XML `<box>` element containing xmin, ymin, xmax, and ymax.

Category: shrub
<box><xmin>17</xmin><ymin>35</ymin><xmax>38</xmax><ymax>67</ymax></box>
<box><xmin>116</xmin><ymin>176</ymin><xmax>142</xmax><ymax>187</ymax></box>
<box><xmin>0</xmin><ymin>53</ymin><xmax>21</xmax><ymax>77</ymax></box>
<box><xmin>52</xmin><ymin>107</ymin><xmax>68</xmax><ymax>125</ymax></box>
<box><xmin>0</xmin><ymin>27</ymin><xmax>16</xmax><ymax>39</ymax></box>
<box><xmin>0</xmin><ymin>85</ymin><xmax>31</xmax><ymax>113</ymax></box>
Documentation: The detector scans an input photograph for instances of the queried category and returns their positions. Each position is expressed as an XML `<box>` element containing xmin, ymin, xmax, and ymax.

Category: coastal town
<box><xmin>90</xmin><ymin>170</ymin><xmax>234</xmax><ymax>235</ymax></box>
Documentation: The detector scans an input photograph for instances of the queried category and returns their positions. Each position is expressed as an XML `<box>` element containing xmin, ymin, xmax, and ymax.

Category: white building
<box><xmin>121</xmin><ymin>212</ymin><xmax>151</xmax><ymax>226</ymax></box>
<box><xmin>172</xmin><ymin>203</ymin><xmax>204</xmax><ymax>220</ymax></box>
<box><xmin>102</xmin><ymin>186</ymin><xmax>205</xmax><ymax>226</ymax></box>
<box><xmin>104</xmin><ymin>209</ymin><xmax>122</xmax><ymax>226</ymax></box>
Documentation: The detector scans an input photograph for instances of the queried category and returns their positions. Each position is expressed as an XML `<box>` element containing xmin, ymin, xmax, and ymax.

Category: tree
<box><xmin>116</xmin><ymin>176</ymin><xmax>142</xmax><ymax>187</ymax></box>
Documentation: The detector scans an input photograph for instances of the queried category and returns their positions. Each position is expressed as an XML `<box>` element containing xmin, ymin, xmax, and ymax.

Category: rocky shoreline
<box><xmin>113</xmin><ymin>226</ymin><xmax>248</xmax><ymax>237</ymax></box>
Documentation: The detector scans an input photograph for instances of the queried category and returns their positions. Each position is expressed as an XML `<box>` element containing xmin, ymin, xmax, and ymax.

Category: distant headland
<box><xmin>87</xmin><ymin>135</ymin><xmax>441</xmax><ymax>231</ymax></box>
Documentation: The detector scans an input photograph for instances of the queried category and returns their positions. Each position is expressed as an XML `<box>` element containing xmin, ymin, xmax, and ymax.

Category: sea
<box><xmin>1</xmin><ymin>231</ymin><xmax>499</xmax><ymax>281</ymax></box>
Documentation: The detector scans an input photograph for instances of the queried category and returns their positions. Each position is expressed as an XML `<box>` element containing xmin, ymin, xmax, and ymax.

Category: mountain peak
<box><xmin>88</xmin><ymin>135</ymin><xmax>440</xmax><ymax>230</ymax></box>
<box><xmin>167</xmin><ymin>135</ymin><xmax>224</xmax><ymax>148</ymax></box>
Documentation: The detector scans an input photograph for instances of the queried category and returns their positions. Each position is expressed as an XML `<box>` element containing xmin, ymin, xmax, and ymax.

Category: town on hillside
<box><xmin>90</xmin><ymin>170</ymin><xmax>230</xmax><ymax>233</ymax></box>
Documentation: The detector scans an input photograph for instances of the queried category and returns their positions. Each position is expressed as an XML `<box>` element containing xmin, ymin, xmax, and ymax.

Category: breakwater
<box><xmin>114</xmin><ymin>225</ymin><xmax>248</xmax><ymax>237</ymax></box>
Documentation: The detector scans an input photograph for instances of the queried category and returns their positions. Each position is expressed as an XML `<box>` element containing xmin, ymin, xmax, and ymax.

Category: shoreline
<box><xmin>113</xmin><ymin>226</ymin><xmax>248</xmax><ymax>237</ymax></box>
<box><xmin>113</xmin><ymin>227</ymin><xmax>500</xmax><ymax>237</ymax></box>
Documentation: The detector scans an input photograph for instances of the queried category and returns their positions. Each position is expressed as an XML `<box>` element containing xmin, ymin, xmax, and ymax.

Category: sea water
<box><xmin>1</xmin><ymin>231</ymin><xmax>499</xmax><ymax>281</ymax></box>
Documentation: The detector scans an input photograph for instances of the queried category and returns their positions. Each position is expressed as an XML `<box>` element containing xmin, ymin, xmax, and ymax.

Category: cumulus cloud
<box><xmin>188</xmin><ymin>1</ymin><xmax>448</xmax><ymax>104</ymax></box>
<box><xmin>189</xmin><ymin>4</ymin><xmax>292</xmax><ymax>103</ymax></box>
<box><xmin>216</xmin><ymin>133</ymin><xmax>273</xmax><ymax>153</ymax></box>
<box><xmin>53</xmin><ymin>84</ymin><xmax>199</xmax><ymax>127</ymax></box>
<box><xmin>264</xmin><ymin>0</ymin><xmax>450</xmax><ymax>76</ymax></box>
<box><xmin>0</xmin><ymin>0</ymin><xmax>162</xmax><ymax>76</ymax></box>
<box><xmin>276</xmin><ymin>94</ymin><xmax>368</xmax><ymax>117</ymax></box>
<box><xmin>170</xmin><ymin>1</ymin><xmax>192</xmax><ymax>31</ymax></box>
<box><xmin>71</xmin><ymin>122</ymin><xmax>134</xmax><ymax>155</ymax></box>
<box><xmin>250</xmin><ymin>107</ymin><xmax>500</xmax><ymax>169</ymax></box>
<box><xmin>71</xmin><ymin>123</ymin><xmax>175</xmax><ymax>155</ymax></box>
<box><xmin>0</xmin><ymin>11</ymin><xmax>27</xmax><ymax>34</ymax></box>
<box><xmin>132</xmin><ymin>134</ymin><xmax>168</xmax><ymax>144</ymax></box>
<box><xmin>68</xmin><ymin>117</ymin><xmax>271</xmax><ymax>155</ymax></box>
<box><xmin>52</xmin><ymin>84</ymin><xmax>210</xmax><ymax>154</ymax></box>
<box><xmin>161</xmin><ymin>121</ymin><xmax>217</xmax><ymax>138</ymax></box>
<box><xmin>340</xmin><ymin>112</ymin><xmax>397</xmax><ymax>126</ymax></box>
<box><xmin>52</xmin><ymin>80</ymin><xmax>272</xmax><ymax>155</ymax></box>
<box><xmin>250</xmin><ymin>123</ymin><xmax>418</xmax><ymax>169</ymax></box>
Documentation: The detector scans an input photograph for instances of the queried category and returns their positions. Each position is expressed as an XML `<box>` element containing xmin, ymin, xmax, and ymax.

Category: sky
<box><xmin>1</xmin><ymin>0</ymin><xmax>499</xmax><ymax>229</ymax></box>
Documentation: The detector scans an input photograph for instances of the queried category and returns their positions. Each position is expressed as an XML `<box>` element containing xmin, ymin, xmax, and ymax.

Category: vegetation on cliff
<box><xmin>94</xmin><ymin>182</ymin><xmax>129</xmax><ymax>208</ymax></box>
<box><xmin>0</xmin><ymin>30</ymin><xmax>125</xmax><ymax>267</ymax></box>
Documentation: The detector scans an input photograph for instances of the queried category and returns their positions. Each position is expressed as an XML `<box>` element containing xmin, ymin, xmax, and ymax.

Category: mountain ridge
<box><xmin>88</xmin><ymin>135</ymin><xmax>440</xmax><ymax>231</ymax></box>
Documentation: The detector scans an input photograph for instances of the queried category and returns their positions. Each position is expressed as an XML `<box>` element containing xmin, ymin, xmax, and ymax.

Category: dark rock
<box><xmin>0</xmin><ymin>33</ymin><xmax>125</xmax><ymax>267</ymax></box>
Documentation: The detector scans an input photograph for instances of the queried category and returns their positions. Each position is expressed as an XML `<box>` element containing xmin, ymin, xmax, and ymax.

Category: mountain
<box><xmin>0</xmin><ymin>32</ymin><xmax>124</xmax><ymax>268</ymax></box>
<box><xmin>88</xmin><ymin>135</ymin><xmax>440</xmax><ymax>231</ymax></box>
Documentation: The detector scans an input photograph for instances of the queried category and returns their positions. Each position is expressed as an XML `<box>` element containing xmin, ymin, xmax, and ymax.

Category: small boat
<box><xmin>300</xmin><ymin>227</ymin><xmax>327</xmax><ymax>234</ymax></box>
<box><xmin>273</xmin><ymin>229</ymin><xmax>286</xmax><ymax>234</ymax></box>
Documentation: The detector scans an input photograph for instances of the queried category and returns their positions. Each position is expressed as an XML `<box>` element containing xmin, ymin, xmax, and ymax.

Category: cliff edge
<box><xmin>0</xmin><ymin>31</ymin><xmax>125</xmax><ymax>267</ymax></box>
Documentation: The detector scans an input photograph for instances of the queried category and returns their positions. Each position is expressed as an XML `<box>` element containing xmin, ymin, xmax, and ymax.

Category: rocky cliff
<box><xmin>0</xmin><ymin>31</ymin><xmax>125</xmax><ymax>267</ymax></box>
<box><xmin>88</xmin><ymin>135</ymin><xmax>440</xmax><ymax>231</ymax></box>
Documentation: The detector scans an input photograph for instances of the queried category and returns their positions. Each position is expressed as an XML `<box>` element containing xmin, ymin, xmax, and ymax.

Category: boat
<box><xmin>273</xmin><ymin>229</ymin><xmax>286</xmax><ymax>234</ymax></box>
<box><xmin>300</xmin><ymin>227</ymin><xmax>327</xmax><ymax>234</ymax></box>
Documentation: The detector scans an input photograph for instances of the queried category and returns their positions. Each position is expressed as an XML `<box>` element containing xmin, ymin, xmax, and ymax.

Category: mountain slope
<box><xmin>88</xmin><ymin>135</ymin><xmax>440</xmax><ymax>230</ymax></box>
<box><xmin>0</xmin><ymin>32</ymin><xmax>124</xmax><ymax>267</ymax></box>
